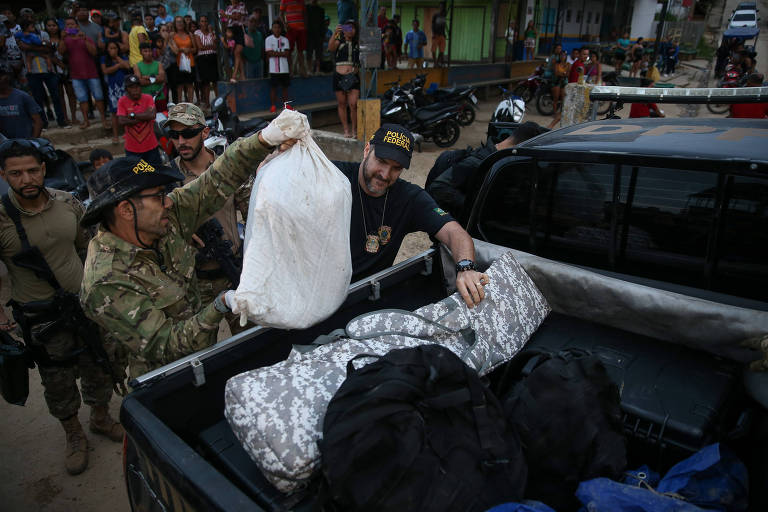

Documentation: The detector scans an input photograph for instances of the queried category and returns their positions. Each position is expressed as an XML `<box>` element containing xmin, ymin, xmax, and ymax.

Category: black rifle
<box><xmin>195</xmin><ymin>218</ymin><xmax>242</xmax><ymax>288</ymax></box>
<box><xmin>2</xmin><ymin>194</ymin><xmax>126</xmax><ymax>396</ymax></box>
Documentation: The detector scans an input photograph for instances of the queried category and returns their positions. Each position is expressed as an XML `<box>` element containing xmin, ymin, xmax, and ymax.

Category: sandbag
<box><xmin>231</xmin><ymin>113</ymin><xmax>352</xmax><ymax>329</ymax></box>
<box><xmin>320</xmin><ymin>345</ymin><xmax>527</xmax><ymax>511</ymax></box>
<box><xmin>224</xmin><ymin>250</ymin><xmax>550</xmax><ymax>493</ymax></box>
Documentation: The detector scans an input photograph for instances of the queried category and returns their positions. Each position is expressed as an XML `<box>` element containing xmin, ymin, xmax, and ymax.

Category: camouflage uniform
<box><xmin>0</xmin><ymin>189</ymin><xmax>113</xmax><ymax>419</ymax></box>
<box><xmin>80</xmin><ymin>135</ymin><xmax>271</xmax><ymax>380</ymax></box>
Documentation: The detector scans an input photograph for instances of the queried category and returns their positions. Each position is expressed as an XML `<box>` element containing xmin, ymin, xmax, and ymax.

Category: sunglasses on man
<box><xmin>167</xmin><ymin>126</ymin><xmax>206</xmax><ymax>140</ymax></box>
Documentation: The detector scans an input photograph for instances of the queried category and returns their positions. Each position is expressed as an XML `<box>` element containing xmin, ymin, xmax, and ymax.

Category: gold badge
<box><xmin>365</xmin><ymin>235</ymin><xmax>380</xmax><ymax>253</ymax></box>
<box><xmin>377</xmin><ymin>226</ymin><xmax>392</xmax><ymax>245</ymax></box>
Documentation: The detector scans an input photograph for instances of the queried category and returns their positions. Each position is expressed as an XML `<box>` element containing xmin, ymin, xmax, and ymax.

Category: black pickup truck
<box><xmin>121</xmin><ymin>116</ymin><xmax>768</xmax><ymax>511</ymax></box>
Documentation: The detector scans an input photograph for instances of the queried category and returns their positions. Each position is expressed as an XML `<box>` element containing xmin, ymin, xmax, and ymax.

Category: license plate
<box><xmin>470</xmin><ymin>94</ymin><xmax>478</xmax><ymax>104</ymax></box>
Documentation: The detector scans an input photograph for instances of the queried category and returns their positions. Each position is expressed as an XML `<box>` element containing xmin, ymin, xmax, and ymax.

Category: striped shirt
<box><xmin>280</xmin><ymin>0</ymin><xmax>306</xmax><ymax>30</ymax></box>
<box><xmin>194</xmin><ymin>29</ymin><xmax>216</xmax><ymax>55</ymax></box>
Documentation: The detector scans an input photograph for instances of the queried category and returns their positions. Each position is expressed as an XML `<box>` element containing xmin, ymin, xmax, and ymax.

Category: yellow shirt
<box><xmin>129</xmin><ymin>25</ymin><xmax>149</xmax><ymax>66</ymax></box>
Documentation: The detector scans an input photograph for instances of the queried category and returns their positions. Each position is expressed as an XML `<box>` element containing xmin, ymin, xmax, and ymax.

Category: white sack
<box><xmin>232</xmin><ymin>116</ymin><xmax>353</xmax><ymax>329</ymax></box>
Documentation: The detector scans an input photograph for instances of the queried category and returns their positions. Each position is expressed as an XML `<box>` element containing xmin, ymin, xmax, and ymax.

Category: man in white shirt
<box><xmin>264</xmin><ymin>20</ymin><xmax>291</xmax><ymax>113</ymax></box>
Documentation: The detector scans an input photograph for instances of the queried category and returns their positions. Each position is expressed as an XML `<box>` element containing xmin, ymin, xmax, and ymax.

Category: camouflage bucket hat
<box><xmin>81</xmin><ymin>157</ymin><xmax>183</xmax><ymax>226</ymax></box>
<box><xmin>163</xmin><ymin>103</ymin><xmax>206</xmax><ymax>128</ymax></box>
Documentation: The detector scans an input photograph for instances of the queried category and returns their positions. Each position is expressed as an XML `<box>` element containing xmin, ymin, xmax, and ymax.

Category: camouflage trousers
<box><xmin>30</xmin><ymin>323</ymin><xmax>114</xmax><ymax>420</ymax></box>
<box><xmin>197</xmin><ymin>274</ymin><xmax>251</xmax><ymax>335</ymax></box>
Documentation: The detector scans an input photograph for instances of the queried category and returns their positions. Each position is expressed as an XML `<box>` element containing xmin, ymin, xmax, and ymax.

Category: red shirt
<box><xmin>629</xmin><ymin>103</ymin><xmax>661</xmax><ymax>118</ymax></box>
<box><xmin>729</xmin><ymin>102</ymin><xmax>768</xmax><ymax>118</ymax></box>
<box><xmin>117</xmin><ymin>94</ymin><xmax>158</xmax><ymax>153</ymax></box>
<box><xmin>64</xmin><ymin>35</ymin><xmax>99</xmax><ymax>79</ymax></box>
<box><xmin>568</xmin><ymin>58</ymin><xmax>584</xmax><ymax>83</ymax></box>
<box><xmin>280</xmin><ymin>0</ymin><xmax>306</xmax><ymax>29</ymax></box>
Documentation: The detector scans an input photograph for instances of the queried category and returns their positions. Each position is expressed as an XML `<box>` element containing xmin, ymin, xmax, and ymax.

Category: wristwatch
<box><xmin>129</xmin><ymin>112</ymin><xmax>136</xmax><ymax>120</ymax></box>
<box><xmin>455</xmin><ymin>259</ymin><xmax>476</xmax><ymax>273</ymax></box>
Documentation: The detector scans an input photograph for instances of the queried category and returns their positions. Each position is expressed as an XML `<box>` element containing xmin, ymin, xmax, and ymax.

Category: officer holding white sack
<box><xmin>79</xmin><ymin>110</ymin><xmax>304</xmax><ymax>380</ymax></box>
<box><xmin>333</xmin><ymin>124</ymin><xmax>490</xmax><ymax>309</ymax></box>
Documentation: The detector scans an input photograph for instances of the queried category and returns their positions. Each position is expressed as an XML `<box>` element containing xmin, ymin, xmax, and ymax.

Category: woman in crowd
<box><xmin>224</xmin><ymin>0</ymin><xmax>247</xmax><ymax>82</ymax></box>
<box><xmin>524</xmin><ymin>20</ymin><xmax>537</xmax><ymax>61</ymax></box>
<box><xmin>157</xmin><ymin>24</ymin><xmax>178</xmax><ymax>103</ymax></box>
<box><xmin>100</xmin><ymin>40</ymin><xmax>131</xmax><ymax>143</ymax></box>
<box><xmin>195</xmin><ymin>15</ymin><xmax>219</xmax><ymax>109</ymax></box>
<box><xmin>170</xmin><ymin>15</ymin><xmax>197</xmax><ymax>102</ymax></box>
<box><xmin>630</xmin><ymin>37</ymin><xmax>645</xmax><ymax>78</ymax></box>
<box><xmin>614</xmin><ymin>31</ymin><xmax>631</xmax><ymax>75</ymax></box>
<box><xmin>547</xmin><ymin>43</ymin><xmax>568</xmax><ymax>125</ymax></box>
<box><xmin>45</xmin><ymin>18</ymin><xmax>77</xmax><ymax>127</ymax></box>
<box><xmin>328</xmin><ymin>20</ymin><xmax>360</xmax><ymax>138</ymax></box>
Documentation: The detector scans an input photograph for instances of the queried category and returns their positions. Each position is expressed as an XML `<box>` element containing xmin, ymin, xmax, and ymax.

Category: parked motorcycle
<box><xmin>380</xmin><ymin>83</ymin><xmax>462</xmax><ymax>149</ymax></box>
<box><xmin>707</xmin><ymin>65</ymin><xmax>747</xmax><ymax>114</ymax></box>
<box><xmin>204</xmin><ymin>90</ymin><xmax>268</xmax><ymax>155</ymax></box>
<box><xmin>490</xmin><ymin>86</ymin><xmax>526</xmax><ymax>123</ymax></box>
<box><xmin>406</xmin><ymin>74</ymin><xmax>478</xmax><ymax>126</ymax></box>
<box><xmin>512</xmin><ymin>65</ymin><xmax>546</xmax><ymax>104</ymax></box>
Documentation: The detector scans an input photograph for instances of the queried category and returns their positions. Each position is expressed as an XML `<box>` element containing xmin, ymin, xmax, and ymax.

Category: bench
<box><xmin>679</xmin><ymin>49</ymin><xmax>697</xmax><ymax>61</ymax></box>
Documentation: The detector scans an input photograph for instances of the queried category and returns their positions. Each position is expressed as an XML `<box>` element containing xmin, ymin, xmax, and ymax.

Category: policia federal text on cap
<box><xmin>79</xmin><ymin>110</ymin><xmax>304</xmax><ymax>381</ymax></box>
<box><xmin>332</xmin><ymin>123</ymin><xmax>490</xmax><ymax>308</ymax></box>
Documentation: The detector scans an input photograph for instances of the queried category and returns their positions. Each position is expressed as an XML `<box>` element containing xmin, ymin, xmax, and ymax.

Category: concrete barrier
<box><xmin>560</xmin><ymin>82</ymin><xmax>596</xmax><ymax>128</ymax></box>
<box><xmin>312</xmin><ymin>129</ymin><xmax>364</xmax><ymax>162</ymax></box>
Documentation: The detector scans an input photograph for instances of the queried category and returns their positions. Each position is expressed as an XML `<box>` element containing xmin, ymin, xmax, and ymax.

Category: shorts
<box><xmin>306</xmin><ymin>33</ymin><xmax>324</xmax><ymax>60</ymax></box>
<box><xmin>524</xmin><ymin>37</ymin><xmax>535</xmax><ymax>48</ymax></box>
<box><xmin>270</xmin><ymin>73</ymin><xmax>290</xmax><ymax>88</ymax></box>
<box><xmin>432</xmin><ymin>35</ymin><xmax>446</xmax><ymax>53</ymax></box>
<box><xmin>72</xmin><ymin>77</ymin><xmax>104</xmax><ymax>103</ymax></box>
<box><xmin>408</xmin><ymin>57</ymin><xmax>424</xmax><ymax>68</ymax></box>
<box><xmin>333</xmin><ymin>71</ymin><xmax>360</xmax><ymax>92</ymax></box>
<box><xmin>175</xmin><ymin>67</ymin><xmax>196</xmax><ymax>85</ymax></box>
<box><xmin>287</xmin><ymin>26</ymin><xmax>307</xmax><ymax>52</ymax></box>
<box><xmin>230</xmin><ymin>25</ymin><xmax>245</xmax><ymax>46</ymax></box>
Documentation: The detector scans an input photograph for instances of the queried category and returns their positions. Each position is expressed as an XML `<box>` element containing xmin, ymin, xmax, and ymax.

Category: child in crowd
<box><xmin>18</xmin><ymin>21</ymin><xmax>54</xmax><ymax>73</ymax></box>
<box><xmin>265</xmin><ymin>20</ymin><xmax>291</xmax><ymax>112</ymax></box>
<box><xmin>89</xmin><ymin>148</ymin><xmax>113</xmax><ymax>170</ymax></box>
<box><xmin>224</xmin><ymin>27</ymin><xmax>245</xmax><ymax>82</ymax></box>
<box><xmin>100</xmin><ymin>40</ymin><xmax>132</xmax><ymax>143</ymax></box>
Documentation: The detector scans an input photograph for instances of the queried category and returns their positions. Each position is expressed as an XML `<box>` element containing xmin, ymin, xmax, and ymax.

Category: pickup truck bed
<box><xmin>121</xmin><ymin>245</ymin><xmax>768</xmax><ymax>511</ymax></box>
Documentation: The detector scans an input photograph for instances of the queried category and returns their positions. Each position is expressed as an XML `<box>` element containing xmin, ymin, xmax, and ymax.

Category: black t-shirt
<box><xmin>334</xmin><ymin>161</ymin><xmax>454</xmax><ymax>280</ymax></box>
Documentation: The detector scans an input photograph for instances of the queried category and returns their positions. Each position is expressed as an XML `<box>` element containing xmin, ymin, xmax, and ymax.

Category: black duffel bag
<box><xmin>497</xmin><ymin>348</ymin><xmax>627</xmax><ymax>510</ymax></box>
<box><xmin>0</xmin><ymin>331</ymin><xmax>30</xmax><ymax>406</ymax></box>
<box><xmin>320</xmin><ymin>344</ymin><xmax>527</xmax><ymax>512</ymax></box>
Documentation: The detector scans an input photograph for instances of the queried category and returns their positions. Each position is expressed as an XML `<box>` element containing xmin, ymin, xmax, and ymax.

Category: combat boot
<box><xmin>61</xmin><ymin>415</ymin><xmax>89</xmax><ymax>475</ymax></box>
<box><xmin>89</xmin><ymin>405</ymin><xmax>125</xmax><ymax>442</ymax></box>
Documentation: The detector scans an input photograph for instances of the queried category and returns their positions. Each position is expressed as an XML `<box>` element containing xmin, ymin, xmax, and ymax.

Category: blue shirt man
<box><xmin>404</xmin><ymin>19</ymin><xmax>427</xmax><ymax>67</ymax></box>
<box><xmin>0</xmin><ymin>70</ymin><xmax>43</xmax><ymax>138</ymax></box>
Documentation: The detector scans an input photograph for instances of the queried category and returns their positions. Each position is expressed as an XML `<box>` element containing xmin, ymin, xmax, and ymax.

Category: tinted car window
<box><xmin>476</xmin><ymin>160</ymin><xmax>766</xmax><ymax>299</ymax></box>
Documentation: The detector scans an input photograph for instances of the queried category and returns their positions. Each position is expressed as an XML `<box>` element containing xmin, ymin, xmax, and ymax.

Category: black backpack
<box><xmin>320</xmin><ymin>344</ymin><xmax>527</xmax><ymax>512</ymax></box>
<box><xmin>497</xmin><ymin>348</ymin><xmax>627</xmax><ymax>510</ymax></box>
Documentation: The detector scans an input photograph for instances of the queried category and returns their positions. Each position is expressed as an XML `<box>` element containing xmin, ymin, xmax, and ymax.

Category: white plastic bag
<box><xmin>179</xmin><ymin>52</ymin><xmax>192</xmax><ymax>73</ymax></box>
<box><xmin>232</xmin><ymin>117</ymin><xmax>353</xmax><ymax>329</ymax></box>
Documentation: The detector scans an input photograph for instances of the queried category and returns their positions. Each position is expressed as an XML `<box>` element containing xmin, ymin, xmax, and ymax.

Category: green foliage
<box><xmin>696</xmin><ymin>36</ymin><xmax>715</xmax><ymax>61</ymax></box>
<box><xmin>653</xmin><ymin>13</ymin><xmax>679</xmax><ymax>22</ymax></box>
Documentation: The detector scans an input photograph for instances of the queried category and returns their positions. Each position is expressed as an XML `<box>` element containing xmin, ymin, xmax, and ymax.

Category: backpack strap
<box><xmin>1</xmin><ymin>194</ymin><xmax>62</xmax><ymax>291</ymax></box>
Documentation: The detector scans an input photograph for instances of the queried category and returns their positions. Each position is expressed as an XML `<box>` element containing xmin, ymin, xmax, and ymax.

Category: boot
<box><xmin>61</xmin><ymin>415</ymin><xmax>89</xmax><ymax>475</ymax></box>
<box><xmin>89</xmin><ymin>405</ymin><xmax>125</xmax><ymax>442</ymax></box>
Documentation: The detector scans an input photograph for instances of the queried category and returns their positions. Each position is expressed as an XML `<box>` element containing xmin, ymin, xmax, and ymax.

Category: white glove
<box><xmin>260</xmin><ymin>109</ymin><xmax>310</xmax><ymax>147</ymax></box>
<box><xmin>223</xmin><ymin>290</ymin><xmax>236</xmax><ymax>310</ymax></box>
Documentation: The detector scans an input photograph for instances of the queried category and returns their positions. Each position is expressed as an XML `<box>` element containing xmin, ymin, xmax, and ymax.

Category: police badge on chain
<box><xmin>365</xmin><ymin>235</ymin><xmax>380</xmax><ymax>253</ymax></box>
<box><xmin>377</xmin><ymin>226</ymin><xmax>392</xmax><ymax>245</ymax></box>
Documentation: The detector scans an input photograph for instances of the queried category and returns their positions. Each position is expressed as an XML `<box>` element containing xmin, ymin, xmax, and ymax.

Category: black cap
<box><xmin>369</xmin><ymin>124</ymin><xmax>414</xmax><ymax>169</ymax></box>
<box><xmin>81</xmin><ymin>157</ymin><xmax>183</xmax><ymax>226</ymax></box>
<box><xmin>124</xmin><ymin>74</ymin><xmax>140</xmax><ymax>87</ymax></box>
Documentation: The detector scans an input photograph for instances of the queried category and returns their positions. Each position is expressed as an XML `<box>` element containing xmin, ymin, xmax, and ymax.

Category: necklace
<box><xmin>357</xmin><ymin>183</ymin><xmax>391</xmax><ymax>253</ymax></box>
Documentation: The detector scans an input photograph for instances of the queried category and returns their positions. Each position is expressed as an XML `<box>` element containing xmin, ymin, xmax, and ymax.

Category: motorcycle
<box><xmin>380</xmin><ymin>84</ymin><xmax>462</xmax><ymax>149</ymax></box>
<box><xmin>707</xmin><ymin>64</ymin><xmax>747</xmax><ymax>114</ymax></box>
<box><xmin>491</xmin><ymin>86</ymin><xmax>526</xmax><ymax>123</ymax></box>
<box><xmin>204</xmin><ymin>90</ymin><xmax>269</xmax><ymax>156</ymax></box>
<box><xmin>406</xmin><ymin>74</ymin><xmax>479</xmax><ymax>126</ymax></box>
<box><xmin>512</xmin><ymin>65</ymin><xmax>546</xmax><ymax>104</ymax></box>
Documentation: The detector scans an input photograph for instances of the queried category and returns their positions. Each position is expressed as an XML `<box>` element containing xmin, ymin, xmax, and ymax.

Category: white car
<box><xmin>729</xmin><ymin>9</ymin><xmax>759</xmax><ymax>28</ymax></box>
